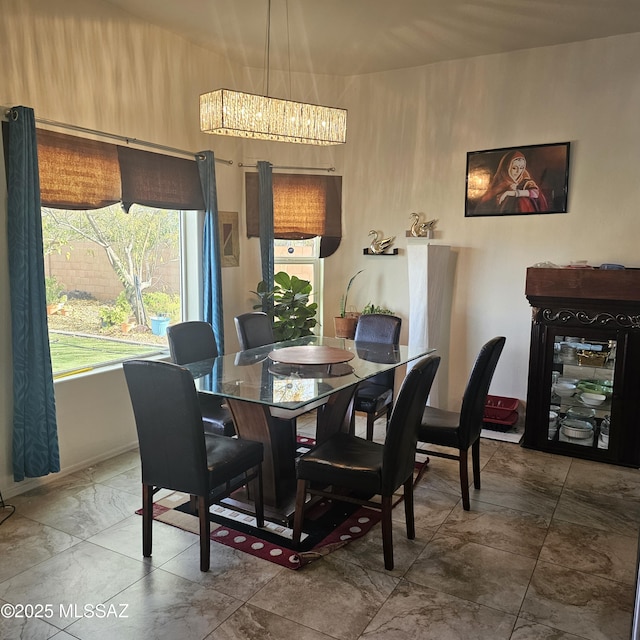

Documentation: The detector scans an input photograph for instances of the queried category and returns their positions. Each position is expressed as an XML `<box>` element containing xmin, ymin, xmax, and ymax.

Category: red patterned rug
<box><xmin>137</xmin><ymin>437</ymin><xmax>385</xmax><ymax>570</ymax></box>
<box><xmin>140</xmin><ymin>491</ymin><xmax>381</xmax><ymax>570</ymax></box>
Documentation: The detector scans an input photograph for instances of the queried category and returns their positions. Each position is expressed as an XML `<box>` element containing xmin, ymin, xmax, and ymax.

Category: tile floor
<box><xmin>1</xmin><ymin>415</ymin><xmax>639</xmax><ymax>640</ymax></box>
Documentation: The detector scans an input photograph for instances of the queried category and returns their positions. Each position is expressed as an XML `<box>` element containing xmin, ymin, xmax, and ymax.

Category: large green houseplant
<box><xmin>253</xmin><ymin>271</ymin><xmax>318</xmax><ymax>340</ymax></box>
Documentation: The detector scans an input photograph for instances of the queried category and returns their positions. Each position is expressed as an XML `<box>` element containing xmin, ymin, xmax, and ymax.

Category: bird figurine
<box><xmin>409</xmin><ymin>212</ymin><xmax>438</xmax><ymax>237</ymax></box>
<box><xmin>368</xmin><ymin>230</ymin><xmax>395</xmax><ymax>254</ymax></box>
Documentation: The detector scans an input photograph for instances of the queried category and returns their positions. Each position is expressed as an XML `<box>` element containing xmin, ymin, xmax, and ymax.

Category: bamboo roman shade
<box><xmin>245</xmin><ymin>172</ymin><xmax>342</xmax><ymax>244</ymax></box>
<box><xmin>118</xmin><ymin>147</ymin><xmax>205</xmax><ymax>211</ymax></box>
<box><xmin>36</xmin><ymin>129</ymin><xmax>121</xmax><ymax>210</ymax></box>
<box><xmin>34</xmin><ymin>129</ymin><xmax>204</xmax><ymax>211</ymax></box>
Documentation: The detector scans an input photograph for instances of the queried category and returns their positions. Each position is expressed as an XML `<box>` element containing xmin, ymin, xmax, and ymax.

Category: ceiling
<box><xmin>103</xmin><ymin>0</ymin><xmax>640</xmax><ymax>76</ymax></box>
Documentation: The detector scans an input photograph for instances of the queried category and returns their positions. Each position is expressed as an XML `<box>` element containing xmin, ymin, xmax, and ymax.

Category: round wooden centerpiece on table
<box><xmin>268</xmin><ymin>345</ymin><xmax>355</xmax><ymax>365</ymax></box>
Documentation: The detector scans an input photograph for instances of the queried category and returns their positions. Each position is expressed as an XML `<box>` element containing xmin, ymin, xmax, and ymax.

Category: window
<box><xmin>245</xmin><ymin>171</ymin><xmax>342</xmax><ymax>334</ymax></box>
<box><xmin>43</xmin><ymin>203</ymin><xmax>187</xmax><ymax>376</ymax></box>
<box><xmin>274</xmin><ymin>237</ymin><xmax>323</xmax><ymax>331</ymax></box>
<box><xmin>34</xmin><ymin>127</ymin><xmax>209</xmax><ymax>377</ymax></box>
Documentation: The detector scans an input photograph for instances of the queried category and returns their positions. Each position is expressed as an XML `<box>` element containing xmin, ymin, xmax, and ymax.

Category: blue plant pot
<box><xmin>151</xmin><ymin>316</ymin><xmax>170</xmax><ymax>336</ymax></box>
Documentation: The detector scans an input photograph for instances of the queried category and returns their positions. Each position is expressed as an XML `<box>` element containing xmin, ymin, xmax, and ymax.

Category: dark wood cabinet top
<box><xmin>525</xmin><ymin>267</ymin><xmax>640</xmax><ymax>305</ymax></box>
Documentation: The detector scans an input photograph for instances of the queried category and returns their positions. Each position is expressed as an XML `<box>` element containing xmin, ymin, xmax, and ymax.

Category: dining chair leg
<box><xmin>381</xmin><ymin>495</ymin><xmax>394</xmax><ymax>571</ymax></box>
<box><xmin>471</xmin><ymin>439</ymin><xmax>481</xmax><ymax>489</ymax></box>
<box><xmin>413</xmin><ymin>451</ymin><xmax>429</xmax><ymax>489</ymax></box>
<box><xmin>366</xmin><ymin>413</ymin><xmax>375</xmax><ymax>441</ymax></box>
<box><xmin>198</xmin><ymin>495</ymin><xmax>210</xmax><ymax>572</ymax></box>
<box><xmin>348</xmin><ymin>411</ymin><xmax>356</xmax><ymax>436</ymax></box>
<box><xmin>254</xmin><ymin>466</ymin><xmax>265</xmax><ymax>528</ymax></box>
<box><xmin>142</xmin><ymin>483</ymin><xmax>153</xmax><ymax>558</ymax></box>
<box><xmin>459</xmin><ymin>451</ymin><xmax>470</xmax><ymax>511</ymax></box>
<box><xmin>292</xmin><ymin>479</ymin><xmax>307</xmax><ymax>547</ymax></box>
<box><xmin>403</xmin><ymin>477</ymin><xmax>415</xmax><ymax>540</ymax></box>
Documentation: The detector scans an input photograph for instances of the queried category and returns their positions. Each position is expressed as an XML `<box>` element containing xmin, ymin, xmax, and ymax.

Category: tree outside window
<box><xmin>42</xmin><ymin>203</ymin><xmax>183</xmax><ymax>376</ymax></box>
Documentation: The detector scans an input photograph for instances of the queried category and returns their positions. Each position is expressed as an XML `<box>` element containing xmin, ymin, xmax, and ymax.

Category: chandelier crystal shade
<box><xmin>200</xmin><ymin>89</ymin><xmax>347</xmax><ymax>145</ymax></box>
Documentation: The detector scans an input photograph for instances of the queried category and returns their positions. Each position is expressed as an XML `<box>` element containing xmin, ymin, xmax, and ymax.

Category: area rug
<box><xmin>143</xmin><ymin>490</ymin><xmax>381</xmax><ymax>570</ymax></box>
<box><xmin>137</xmin><ymin>436</ymin><xmax>386</xmax><ymax>570</ymax></box>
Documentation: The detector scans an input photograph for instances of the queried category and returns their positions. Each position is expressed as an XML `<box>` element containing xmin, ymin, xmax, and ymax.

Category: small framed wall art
<box><xmin>218</xmin><ymin>210</ymin><xmax>240</xmax><ymax>267</ymax></box>
<box><xmin>465</xmin><ymin>142</ymin><xmax>570</xmax><ymax>217</ymax></box>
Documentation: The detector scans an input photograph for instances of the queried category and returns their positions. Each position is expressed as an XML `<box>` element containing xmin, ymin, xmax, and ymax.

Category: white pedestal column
<box><xmin>407</xmin><ymin>241</ymin><xmax>453</xmax><ymax>408</ymax></box>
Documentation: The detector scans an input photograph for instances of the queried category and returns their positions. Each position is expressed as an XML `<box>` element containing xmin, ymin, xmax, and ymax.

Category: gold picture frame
<box><xmin>218</xmin><ymin>211</ymin><xmax>240</xmax><ymax>267</ymax></box>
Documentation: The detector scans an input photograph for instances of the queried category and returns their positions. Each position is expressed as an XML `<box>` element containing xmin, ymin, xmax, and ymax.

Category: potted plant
<box><xmin>361</xmin><ymin>302</ymin><xmax>394</xmax><ymax>315</ymax></box>
<box><xmin>121</xmin><ymin>317</ymin><xmax>137</xmax><ymax>333</ymax></box>
<box><xmin>334</xmin><ymin>270</ymin><xmax>364</xmax><ymax>339</ymax></box>
<box><xmin>99</xmin><ymin>298</ymin><xmax>131</xmax><ymax>329</ymax></box>
<box><xmin>45</xmin><ymin>276</ymin><xmax>67</xmax><ymax>315</ymax></box>
<box><xmin>253</xmin><ymin>271</ymin><xmax>318</xmax><ymax>341</ymax></box>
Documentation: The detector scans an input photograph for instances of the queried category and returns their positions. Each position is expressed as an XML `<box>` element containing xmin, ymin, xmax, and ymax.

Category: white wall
<box><xmin>331</xmin><ymin>33</ymin><xmax>640</xmax><ymax>409</ymax></box>
<box><xmin>2</xmin><ymin>0</ymin><xmax>639</xmax><ymax>496</ymax></box>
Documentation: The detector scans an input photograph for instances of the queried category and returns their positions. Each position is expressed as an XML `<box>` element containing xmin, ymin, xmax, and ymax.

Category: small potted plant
<box><xmin>121</xmin><ymin>316</ymin><xmax>137</xmax><ymax>334</ymax></box>
<box><xmin>334</xmin><ymin>270</ymin><xmax>363</xmax><ymax>339</ymax></box>
<box><xmin>361</xmin><ymin>302</ymin><xmax>394</xmax><ymax>316</ymax></box>
<box><xmin>45</xmin><ymin>276</ymin><xmax>66</xmax><ymax>315</ymax></box>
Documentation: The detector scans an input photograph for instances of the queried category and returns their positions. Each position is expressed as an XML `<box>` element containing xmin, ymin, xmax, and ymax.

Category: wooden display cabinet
<box><xmin>523</xmin><ymin>267</ymin><xmax>640</xmax><ymax>467</ymax></box>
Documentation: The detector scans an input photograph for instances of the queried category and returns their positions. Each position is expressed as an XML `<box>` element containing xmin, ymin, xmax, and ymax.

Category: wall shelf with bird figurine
<box><xmin>406</xmin><ymin>212</ymin><xmax>438</xmax><ymax>239</ymax></box>
<box><xmin>365</xmin><ymin>229</ymin><xmax>398</xmax><ymax>255</ymax></box>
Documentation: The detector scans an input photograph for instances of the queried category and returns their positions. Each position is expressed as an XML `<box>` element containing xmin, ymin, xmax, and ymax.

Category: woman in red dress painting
<box><xmin>478</xmin><ymin>150</ymin><xmax>548</xmax><ymax>214</ymax></box>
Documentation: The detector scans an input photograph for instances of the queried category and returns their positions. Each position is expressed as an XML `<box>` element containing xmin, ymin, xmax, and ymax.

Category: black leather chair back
<box><xmin>381</xmin><ymin>354</ymin><xmax>440</xmax><ymax>495</ymax></box>
<box><xmin>167</xmin><ymin>321</ymin><xmax>218</xmax><ymax>365</ymax></box>
<box><xmin>123</xmin><ymin>360</ymin><xmax>209</xmax><ymax>497</ymax></box>
<box><xmin>234</xmin><ymin>312</ymin><xmax>275</xmax><ymax>350</ymax></box>
<box><xmin>354</xmin><ymin>314</ymin><xmax>401</xmax><ymax>388</ymax></box>
<box><xmin>354</xmin><ymin>314</ymin><xmax>401</xmax><ymax>344</ymax></box>
<box><xmin>457</xmin><ymin>336</ymin><xmax>506</xmax><ymax>450</ymax></box>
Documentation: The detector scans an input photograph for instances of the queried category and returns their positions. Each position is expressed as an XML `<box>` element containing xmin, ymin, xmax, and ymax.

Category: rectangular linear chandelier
<box><xmin>199</xmin><ymin>88</ymin><xmax>347</xmax><ymax>145</ymax></box>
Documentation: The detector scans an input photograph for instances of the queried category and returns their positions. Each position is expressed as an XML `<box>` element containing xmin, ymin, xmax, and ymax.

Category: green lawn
<box><xmin>49</xmin><ymin>332</ymin><xmax>166</xmax><ymax>377</ymax></box>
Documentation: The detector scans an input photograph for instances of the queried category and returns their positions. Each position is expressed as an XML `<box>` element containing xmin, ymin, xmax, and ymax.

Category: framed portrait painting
<box><xmin>465</xmin><ymin>142</ymin><xmax>570</xmax><ymax>217</ymax></box>
<box><xmin>218</xmin><ymin>211</ymin><xmax>240</xmax><ymax>267</ymax></box>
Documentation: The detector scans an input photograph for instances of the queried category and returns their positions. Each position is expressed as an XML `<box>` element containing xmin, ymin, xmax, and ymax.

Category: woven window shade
<box><xmin>273</xmin><ymin>175</ymin><xmax>326</xmax><ymax>236</ymax></box>
<box><xmin>118</xmin><ymin>147</ymin><xmax>205</xmax><ymax>211</ymax></box>
<box><xmin>28</xmin><ymin>129</ymin><xmax>204</xmax><ymax>212</ymax></box>
<box><xmin>36</xmin><ymin>129</ymin><xmax>121</xmax><ymax>210</ymax></box>
<box><xmin>246</xmin><ymin>173</ymin><xmax>342</xmax><ymax>246</ymax></box>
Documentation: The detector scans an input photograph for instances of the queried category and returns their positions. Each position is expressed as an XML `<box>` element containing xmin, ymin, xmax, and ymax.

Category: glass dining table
<box><xmin>183</xmin><ymin>335</ymin><xmax>435</xmax><ymax>522</ymax></box>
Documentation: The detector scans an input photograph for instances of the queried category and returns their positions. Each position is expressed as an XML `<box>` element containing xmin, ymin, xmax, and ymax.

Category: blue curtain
<box><xmin>197</xmin><ymin>151</ymin><xmax>225</xmax><ymax>354</ymax></box>
<box><xmin>7</xmin><ymin>106</ymin><xmax>60</xmax><ymax>482</ymax></box>
<box><xmin>257</xmin><ymin>161</ymin><xmax>274</xmax><ymax>315</ymax></box>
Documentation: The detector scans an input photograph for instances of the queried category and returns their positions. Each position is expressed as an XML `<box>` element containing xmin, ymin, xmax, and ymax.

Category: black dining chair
<box><xmin>234</xmin><ymin>312</ymin><xmax>275</xmax><ymax>350</ymax></box>
<box><xmin>352</xmin><ymin>314</ymin><xmax>402</xmax><ymax>440</ymax></box>
<box><xmin>166</xmin><ymin>321</ymin><xmax>235</xmax><ymax>437</ymax></box>
<box><xmin>293</xmin><ymin>354</ymin><xmax>441</xmax><ymax>571</ymax></box>
<box><xmin>123</xmin><ymin>359</ymin><xmax>264</xmax><ymax>572</ymax></box>
<box><xmin>414</xmin><ymin>336</ymin><xmax>506</xmax><ymax>510</ymax></box>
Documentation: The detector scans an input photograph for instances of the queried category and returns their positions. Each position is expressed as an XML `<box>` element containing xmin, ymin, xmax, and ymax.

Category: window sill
<box><xmin>52</xmin><ymin>350</ymin><xmax>170</xmax><ymax>383</ymax></box>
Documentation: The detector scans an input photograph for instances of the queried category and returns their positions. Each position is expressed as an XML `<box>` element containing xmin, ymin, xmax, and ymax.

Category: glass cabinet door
<box><xmin>548</xmin><ymin>335</ymin><xmax>615</xmax><ymax>451</ymax></box>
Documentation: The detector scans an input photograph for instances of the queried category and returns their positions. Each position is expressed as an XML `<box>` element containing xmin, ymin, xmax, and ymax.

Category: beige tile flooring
<box><xmin>1</xmin><ymin>415</ymin><xmax>639</xmax><ymax>640</ymax></box>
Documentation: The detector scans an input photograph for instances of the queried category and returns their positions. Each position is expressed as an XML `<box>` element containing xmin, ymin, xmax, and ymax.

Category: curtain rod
<box><xmin>3</xmin><ymin>109</ymin><xmax>233</xmax><ymax>165</ymax></box>
<box><xmin>238</xmin><ymin>162</ymin><xmax>335</xmax><ymax>172</ymax></box>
